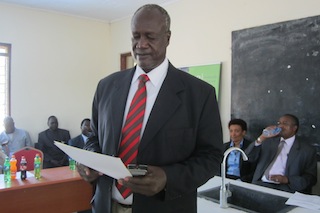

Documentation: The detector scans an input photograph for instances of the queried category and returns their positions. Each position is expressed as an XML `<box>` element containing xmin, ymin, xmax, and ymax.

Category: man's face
<box><xmin>4</xmin><ymin>119</ymin><xmax>15</xmax><ymax>134</ymax></box>
<box><xmin>48</xmin><ymin>117</ymin><xmax>58</xmax><ymax>131</ymax></box>
<box><xmin>277</xmin><ymin>115</ymin><xmax>297</xmax><ymax>139</ymax></box>
<box><xmin>81</xmin><ymin>120</ymin><xmax>92</xmax><ymax>137</ymax></box>
<box><xmin>131</xmin><ymin>8</ymin><xmax>171</xmax><ymax>72</ymax></box>
<box><xmin>229</xmin><ymin>124</ymin><xmax>246</xmax><ymax>144</ymax></box>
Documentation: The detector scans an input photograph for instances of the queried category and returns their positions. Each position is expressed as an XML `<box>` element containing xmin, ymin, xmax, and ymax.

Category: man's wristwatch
<box><xmin>256</xmin><ymin>137</ymin><xmax>262</xmax><ymax>144</ymax></box>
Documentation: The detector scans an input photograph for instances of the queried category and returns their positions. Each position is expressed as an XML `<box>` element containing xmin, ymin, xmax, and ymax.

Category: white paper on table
<box><xmin>54</xmin><ymin>141</ymin><xmax>132</xmax><ymax>180</ymax></box>
<box><xmin>285</xmin><ymin>191</ymin><xmax>320</xmax><ymax>210</ymax></box>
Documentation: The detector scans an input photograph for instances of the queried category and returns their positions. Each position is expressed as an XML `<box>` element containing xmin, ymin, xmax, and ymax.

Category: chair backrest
<box><xmin>13</xmin><ymin>146</ymin><xmax>44</xmax><ymax>171</ymax></box>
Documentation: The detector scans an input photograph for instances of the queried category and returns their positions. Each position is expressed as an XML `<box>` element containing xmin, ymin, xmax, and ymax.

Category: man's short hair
<box><xmin>133</xmin><ymin>4</ymin><xmax>171</xmax><ymax>33</ymax></box>
<box><xmin>228</xmin><ymin>119</ymin><xmax>247</xmax><ymax>131</ymax></box>
<box><xmin>47</xmin><ymin>115</ymin><xmax>57</xmax><ymax>122</ymax></box>
<box><xmin>81</xmin><ymin>118</ymin><xmax>90</xmax><ymax>127</ymax></box>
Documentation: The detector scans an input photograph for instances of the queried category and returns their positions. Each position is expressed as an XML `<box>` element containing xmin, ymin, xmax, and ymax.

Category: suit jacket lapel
<box><xmin>286</xmin><ymin>139</ymin><xmax>300</xmax><ymax>171</ymax></box>
<box><xmin>110</xmin><ymin>68</ymin><xmax>135</xmax><ymax>151</ymax></box>
<box><xmin>138</xmin><ymin>65</ymin><xmax>184</xmax><ymax>153</ymax></box>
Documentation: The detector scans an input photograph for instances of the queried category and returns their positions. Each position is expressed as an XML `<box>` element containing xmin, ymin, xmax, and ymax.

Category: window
<box><xmin>0</xmin><ymin>43</ymin><xmax>11</xmax><ymax>131</ymax></box>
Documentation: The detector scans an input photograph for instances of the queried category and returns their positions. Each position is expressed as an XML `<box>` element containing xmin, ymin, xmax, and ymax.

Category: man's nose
<box><xmin>136</xmin><ymin>37</ymin><xmax>148</xmax><ymax>48</ymax></box>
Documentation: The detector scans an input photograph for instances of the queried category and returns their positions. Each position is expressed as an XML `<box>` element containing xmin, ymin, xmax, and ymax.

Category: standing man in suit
<box><xmin>243</xmin><ymin>114</ymin><xmax>317</xmax><ymax>193</ymax></box>
<box><xmin>77</xmin><ymin>4</ymin><xmax>223</xmax><ymax>213</ymax></box>
<box><xmin>223</xmin><ymin>118</ymin><xmax>251</xmax><ymax>182</ymax></box>
<box><xmin>68</xmin><ymin>118</ymin><xmax>92</xmax><ymax>149</ymax></box>
<box><xmin>38</xmin><ymin>115</ymin><xmax>71</xmax><ymax>168</ymax></box>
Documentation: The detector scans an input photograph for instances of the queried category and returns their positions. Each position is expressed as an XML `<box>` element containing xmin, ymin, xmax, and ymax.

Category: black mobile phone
<box><xmin>127</xmin><ymin>164</ymin><xmax>148</xmax><ymax>176</ymax></box>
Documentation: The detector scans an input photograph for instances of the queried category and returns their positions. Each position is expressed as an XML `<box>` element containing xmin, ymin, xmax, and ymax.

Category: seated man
<box><xmin>0</xmin><ymin>116</ymin><xmax>33</xmax><ymax>157</ymax></box>
<box><xmin>243</xmin><ymin>114</ymin><xmax>317</xmax><ymax>193</ymax></box>
<box><xmin>68</xmin><ymin>118</ymin><xmax>92</xmax><ymax>148</ymax></box>
<box><xmin>38</xmin><ymin>115</ymin><xmax>71</xmax><ymax>168</ymax></box>
<box><xmin>223</xmin><ymin>118</ymin><xmax>251</xmax><ymax>182</ymax></box>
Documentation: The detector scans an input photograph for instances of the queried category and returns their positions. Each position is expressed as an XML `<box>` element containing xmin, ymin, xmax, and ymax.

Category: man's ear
<box><xmin>242</xmin><ymin>130</ymin><xmax>247</xmax><ymax>136</ymax></box>
<box><xmin>167</xmin><ymin>30</ymin><xmax>171</xmax><ymax>43</ymax></box>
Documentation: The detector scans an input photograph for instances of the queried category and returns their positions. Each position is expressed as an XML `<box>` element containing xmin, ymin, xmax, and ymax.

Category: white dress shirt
<box><xmin>268</xmin><ymin>135</ymin><xmax>295</xmax><ymax>176</ymax></box>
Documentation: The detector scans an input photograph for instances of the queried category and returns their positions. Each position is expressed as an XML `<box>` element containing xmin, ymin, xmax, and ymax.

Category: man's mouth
<box><xmin>136</xmin><ymin>53</ymin><xmax>150</xmax><ymax>59</ymax></box>
<box><xmin>136</xmin><ymin>53</ymin><xmax>149</xmax><ymax>56</ymax></box>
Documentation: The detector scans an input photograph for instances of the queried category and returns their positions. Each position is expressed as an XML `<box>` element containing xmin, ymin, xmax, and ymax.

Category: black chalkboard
<box><xmin>231</xmin><ymin>15</ymin><xmax>320</xmax><ymax>159</ymax></box>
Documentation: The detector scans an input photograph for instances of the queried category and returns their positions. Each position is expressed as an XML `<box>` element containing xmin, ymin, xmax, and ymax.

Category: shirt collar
<box><xmin>82</xmin><ymin>134</ymin><xmax>88</xmax><ymax>143</ymax></box>
<box><xmin>134</xmin><ymin>58</ymin><xmax>169</xmax><ymax>87</ymax></box>
<box><xmin>281</xmin><ymin>135</ymin><xmax>295</xmax><ymax>146</ymax></box>
<box><xmin>230</xmin><ymin>139</ymin><xmax>244</xmax><ymax>148</ymax></box>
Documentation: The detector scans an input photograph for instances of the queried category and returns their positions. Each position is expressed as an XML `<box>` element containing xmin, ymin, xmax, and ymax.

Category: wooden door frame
<box><xmin>120</xmin><ymin>52</ymin><xmax>133</xmax><ymax>70</ymax></box>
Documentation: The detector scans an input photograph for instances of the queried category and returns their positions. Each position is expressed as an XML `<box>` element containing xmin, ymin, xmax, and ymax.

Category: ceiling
<box><xmin>0</xmin><ymin>0</ymin><xmax>179</xmax><ymax>23</ymax></box>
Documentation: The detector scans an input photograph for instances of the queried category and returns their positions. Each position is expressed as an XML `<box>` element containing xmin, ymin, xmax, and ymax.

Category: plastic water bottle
<box><xmin>69</xmin><ymin>157</ymin><xmax>76</xmax><ymax>171</ymax></box>
<box><xmin>262</xmin><ymin>127</ymin><xmax>282</xmax><ymax>137</ymax></box>
<box><xmin>34</xmin><ymin>154</ymin><xmax>41</xmax><ymax>179</ymax></box>
<box><xmin>4</xmin><ymin>157</ymin><xmax>11</xmax><ymax>183</ymax></box>
<box><xmin>10</xmin><ymin>155</ymin><xmax>17</xmax><ymax>179</ymax></box>
<box><xmin>20</xmin><ymin>156</ymin><xmax>27</xmax><ymax>180</ymax></box>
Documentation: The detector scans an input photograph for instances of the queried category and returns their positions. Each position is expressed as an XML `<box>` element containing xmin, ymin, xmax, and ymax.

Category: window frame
<box><xmin>0</xmin><ymin>42</ymin><xmax>12</xmax><ymax>120</ymax></box>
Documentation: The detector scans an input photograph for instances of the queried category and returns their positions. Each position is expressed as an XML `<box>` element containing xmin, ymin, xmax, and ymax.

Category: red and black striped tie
<box><xmin>117</xmin><ymin>74</ymin><xmax>149</xmax><ymax>198</ymax></box>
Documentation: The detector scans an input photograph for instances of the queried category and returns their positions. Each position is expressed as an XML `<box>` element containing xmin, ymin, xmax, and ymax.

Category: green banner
<box><xmin>180</xmin><ymin>63</ymin><xmax>221</xmax><ymax>101</ymax></box>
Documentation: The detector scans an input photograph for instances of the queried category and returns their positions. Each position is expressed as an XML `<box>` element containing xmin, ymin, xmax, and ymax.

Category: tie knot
<box><xmin>279</xmin><ymin>140</ymin><xmax>286</xmax><ymax>147</ymax></box>
<box><xmin>139</xmin><ymin>74</ymin><xmax>149</xmax><ymax>83</ymax></box>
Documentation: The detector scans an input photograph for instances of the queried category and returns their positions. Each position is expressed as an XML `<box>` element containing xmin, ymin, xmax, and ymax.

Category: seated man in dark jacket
<box><xmin>242</xmin><ymin>114</ymin><xmax>317</xmax><ymax>193</ymax></box>
<box><xmin>68</xmin><ymin>118</ymin><xmax>92</xmax><ymax>148</ymax></box>
<box><xmin>38</xmin><ymin>115</ymin><xmax>70</xmax><ymax>168</ymax></box>
<box><xmin>223</xmin><ymin>118</ymin><xmax>251</xmax><ymax>182</ymax></box>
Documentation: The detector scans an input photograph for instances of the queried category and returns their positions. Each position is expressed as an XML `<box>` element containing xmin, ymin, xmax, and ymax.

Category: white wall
<box><xmin>1</xmin><ymin>0</ymin><xmax>320</xmax><ymax>142</ymax></box>
<box><xmin>109</xmin><ymin>0</ymin><xmax>320</xmax><ymax>141</ymax></box>
<box><xmin>0</xmin><ymin>3</ymin><xmax>111</xmax><ymax>141</ymax></box>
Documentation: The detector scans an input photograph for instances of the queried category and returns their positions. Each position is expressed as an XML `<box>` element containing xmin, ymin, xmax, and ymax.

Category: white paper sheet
<box><xmin>54</xmin><ymin>141</ymin><xmax>132</xmax><ymax>179</ymax></box>
<box><xmin>285</xmin><ymin>191</ymin><xmax>320</xmax><ymax>210</ymax></box>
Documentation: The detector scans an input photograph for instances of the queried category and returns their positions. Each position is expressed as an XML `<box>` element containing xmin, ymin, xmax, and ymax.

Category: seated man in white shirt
<box><xmin>0</xmin><ymin>116</ymin><xmax>33</xmax><ymax>157</ymax></box>
<box><xmin>242</xmin><ymin>114</ymin><xmax>317</xmax><ymax>194</ymax></box>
